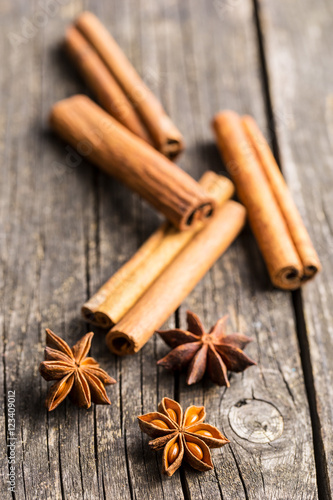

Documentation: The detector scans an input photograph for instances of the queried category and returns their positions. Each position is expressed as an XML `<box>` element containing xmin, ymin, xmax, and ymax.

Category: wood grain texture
<box><xmin>0</xmin><ymin>0</ymin><xmax>327</xmax><ymax>498</ymax></box>
<box><xmin>257</xmin><ymin>0</ymin><xmax>333</xmax><ymax>496</ymax></box>
<box><xmin>167</xmin><ymin>0</ymin><xmax>317</xmax><ymax>498</ymax></box>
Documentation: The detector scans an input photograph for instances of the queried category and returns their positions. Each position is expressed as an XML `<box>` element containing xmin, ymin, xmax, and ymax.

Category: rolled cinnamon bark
<box><xmin>65</xmin><ymin>26</ymin><xmax>152</xmax><ymax>143</ymax></box>
<box><xmin>82</xmin><ymin>223</ymin><xmax>167</xmax><ymax>327</ymax></box>
<box><xmin>106</xmin><ymin>200</ymin><xmax>246</xmax><ymax>355</ymax></box>
<box><xmin>75</xmin><ymin>11</ymin><xmax>184</xmax><ymax>159</ymax></box>
<box><xmin>49</xmin><ymin>95</ymin><xmax>215</xmax><ymax>230</ymax></box>
<box><xmin>82</xmin><ymin>172</ymin><xmax>234</xmax><ymax>328</ymax></box>
<box><xmin>212</xmin><ymin>111</ymin><xmax>321</xmax><ymax>289</ymax></box>
<box><xmin>242</xmin><ymin>116</ymin><xmax>321</xmax><ymax>279</ymax></box>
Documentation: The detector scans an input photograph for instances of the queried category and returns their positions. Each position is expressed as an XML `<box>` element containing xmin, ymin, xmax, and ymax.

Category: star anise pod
<box><xmin>157</xmin><ymin>311</ymin><xmax>256</xmax><ymax>386</ymax></box>
<box><xmin>138</xmin><ymin>397</ymin><xmax>229</xmax><ymax>476</ymax></box>
<box><xmin>39</xmin><ymin>329</ymin><xmax>116</xmax><ymax>411</ymax></box>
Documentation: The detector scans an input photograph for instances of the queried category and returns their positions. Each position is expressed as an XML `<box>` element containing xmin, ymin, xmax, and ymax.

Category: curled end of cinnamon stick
<box><xmin>106</xmin><ymin>330</ymin><xmax>136</xmax><ymax>356</ymax></box>
<box><xmin>81</xmin><ymin>306</ymin><xmax>114</xmax><ymax>329</ymax></box>
<box><xmin>81</xmin><ymin>306</ymin><xmax>99</xmax><ymax>325</ymax></box>
<box><xmin>158</xmin><ymin>117</ymin><xmax>185</xmax><ymax>160</ymax></box>
<box><xmin>300</xmin><ymin>249</ymin><xmax>322</xmax><ymax>279</ymax></box>
<box><xmin>180</xmin><ymin>200</ymin><xmax>216</xmax><ymax>230</ymax></box>
<box><xmin>303</xmin><ymin>264</ymin><xmax>321</xmax><ymax>278</ymax></box>
<box><xmin>273</xmin><ymin>266</ymin><xmax>303</xmax><ymax>290</ymax></box>
<box><xmin>163</xmin><ymin>137</ymin><xmax>185</xmax><ymax>160</ymax></box>
<box><xmin>94</xmin><ymin>311</ymin><xmax>114</xmax><ymax>329</ymax></box>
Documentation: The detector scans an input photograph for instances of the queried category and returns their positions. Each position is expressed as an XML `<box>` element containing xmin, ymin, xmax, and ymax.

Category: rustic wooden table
<box><xmin>1</xmin><ymin>1</ymin><xmax>332</xmax><ymax>499</ymax></box>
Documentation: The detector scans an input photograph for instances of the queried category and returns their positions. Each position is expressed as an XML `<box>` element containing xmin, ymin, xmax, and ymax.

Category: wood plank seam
<box><xmin>253</xmin><ymin>1</ymin><xmax>329</xmax><ymax>497</ymax></box>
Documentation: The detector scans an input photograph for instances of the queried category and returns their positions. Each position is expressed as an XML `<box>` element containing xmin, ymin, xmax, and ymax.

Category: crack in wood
<box><xmin>292</xmin><ymin>291</ymin><xmax>331</xmax><ymax>500</ymax></box>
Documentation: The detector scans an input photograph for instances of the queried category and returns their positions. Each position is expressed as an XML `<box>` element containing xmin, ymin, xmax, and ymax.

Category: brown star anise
<box><xmin>39</xmin><ymin>329</ymin><xmax>116</xmax><ymax>411</ymax></box>
<box><xmin>157</xmin><ymin>311</ymin><xmax>256</xmax><ymax>386</ymax></box>
<box><xmin>138</xmin><ymin>397</ymin><xmax>229</xmax><ymax>476</ymax></box>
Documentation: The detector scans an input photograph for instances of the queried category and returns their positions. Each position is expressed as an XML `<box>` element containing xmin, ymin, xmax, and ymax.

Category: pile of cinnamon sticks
<box><xmin>212</xmin><ymin>112</ymin><xmax>321</xmax><ymax>290</ymax></box>
<box><xmin>65</xmin><ymin>11</ymin><xmax>184</xmax><ymax>159</ymax></box>
<box><xmin>49</xmin><ymin>11</ymin><xmax>321</xmax><ymax>357</ymax></box>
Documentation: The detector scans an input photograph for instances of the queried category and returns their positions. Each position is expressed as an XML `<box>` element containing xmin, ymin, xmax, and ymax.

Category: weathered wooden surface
<box><xmin>0</xmin><ymin>0</ymin><xmax>331</xmax><ymax>499</ymax></box>
<box><xmin>257</xmin><ymin>0</ymin><xmax>333</xmax><ymax>497</ymax></box>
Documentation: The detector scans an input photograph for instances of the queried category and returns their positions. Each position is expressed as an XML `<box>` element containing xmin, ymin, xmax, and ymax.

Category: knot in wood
<box><xmin>228</xmin><ymin>399</ymin><xmax>283</xmax><ymax>443</ymax></box>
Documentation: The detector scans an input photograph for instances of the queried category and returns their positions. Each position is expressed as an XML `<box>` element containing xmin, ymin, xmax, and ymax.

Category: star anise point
<box><xmin>39</xmin><ymin>329</ymin><xmax>116</xmax><ymax>411</ymax></box>
<box><xmin>157</xmin><ymin>312</ymin><xmax>256</xmax><ymax>386</ymax></box>
<box><xmin>138</xmin><ymin>397</ymin><xmax>229</xmax><ymax>476</ymax></box>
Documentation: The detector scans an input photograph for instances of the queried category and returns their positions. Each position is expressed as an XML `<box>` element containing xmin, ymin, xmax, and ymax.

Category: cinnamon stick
<box><xmin>49</xmin><ymin>95</ymin><xmax>215</xmax><ymax>230</ymax></box>
<box><xmin>65</xmin><ymin>26</ymin><xmax>152</xmax><ymax>143</ymax></box>
<box><xmin>82</xmin><ymin>223</ymin><xmax>167</xmax><ymax>327</ymax></box>
<box><xmin>212</xmin><ymin>111</ymin><xmax>321</xmax><ymax>289</ymax></box>
<box><xmin>106</xmin><ymin>200</ymin><xmax>246</xmax><ymax>355</ymax></box>
<box><xmin>242</xmin><ymin>116</ymin><xmax>321</xmax><ymax>279</ymax></box>
<box><xmin>82</xmin><ymin>171</ymin><xmax>234</xmax><ymax>328</ymax></box>
<box><xmin>75</xmin><ymin>11</ymin><xmax>184</xmax><ymax>159</ymax></box>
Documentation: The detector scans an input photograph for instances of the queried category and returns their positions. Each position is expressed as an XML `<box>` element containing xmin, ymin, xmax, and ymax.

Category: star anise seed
<box><xmin>157</xmin><ymin>311</ymin><xmax>256</xmax><ymax>386</ymax></box>
<box><xmin>39</xmin><ymin>329</ymin><xmax>116</xmax><ymax>411</ymax></box>
<box><xmin>138</xmin><ymin>397</ymin><xmax>229</xmax><ymax>476</ymax></box>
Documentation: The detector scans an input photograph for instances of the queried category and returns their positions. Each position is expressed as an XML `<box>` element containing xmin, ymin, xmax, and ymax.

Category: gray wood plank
<box><xmin>159</xmin><ymin>0</ymin><xmax>318</xmax><ymax>498</ymax></box>
<box><xmin>0</xmin><ymin>7</ymin><xmax>15</xmax><ymax>500</ymax></box>
<box><xmin>257</xmin><ymin>0</ymin><xmax>333</xmax><ymax>496</ymax></box>
<box><xmin>0</xmin><ymin>1</ymin><xmax>105</xmax><ymax>499</ymax></box>
<box><xmin>0</xmin><ymin>5</ymin><xmax>68</xmax><ymax>499</ymax></box>
<box><xmin>83</xmin><ymin>0</ymin><xmax>184</xmax><ymax>498</ymax></box>
<box><xmin>0</xmin><ymin>0</ymin><xmax>324</xmax><ymax>499</ymax></box>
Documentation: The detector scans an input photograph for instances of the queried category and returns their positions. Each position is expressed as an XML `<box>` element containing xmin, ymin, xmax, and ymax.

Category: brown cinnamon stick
<box><xmin>82</xmin><ymin>223</ymin><xmax>167</xmax><ymax>327</ymax></box>
<box><xmin>49</xmin><ymin>95</ymin><xmax>215</xmax><ymax>230</ymax></box>
<box><xmin>75</xmin><ymin>11</ymin><xmax>184</xmax><ymax>159</ymax></box>
<box><xmin>106</xmin><ymin>200</ymin><xmax>246</xmax><ymax>355</ymax></box>
<box><xmin>82</xmin><ymin>171</ymin><xmax>234</xmax><ymax>328</ymax></box>
<box><xmin>242</xmin><ymin>116</ymin><xmax>321</xmax><ymax>278</ymax></box>
<box><xmin>65</xmin><ymin>26</ymin><xmax>152</xmax><ymax>143</ymax></box>
<box><xmin>212</xmin><ymin>111</ymin><xmax>321</xmax><ymax>289</ymax></box>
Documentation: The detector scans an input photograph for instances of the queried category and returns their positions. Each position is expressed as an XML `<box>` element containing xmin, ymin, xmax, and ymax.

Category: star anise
<box><xmin>39</xmin><ymin>329</ymin><xmax>116</xmax><ymax>411</ymax></box>
<box><xmin>157</xmin><ymin>311</ymin><xmax>256</xmax><ymax>386</ymax></box>
<box><xmin>138</xmin><ymin>397</ymin><xmax>229</xmax><ymax>476</ymax></box>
